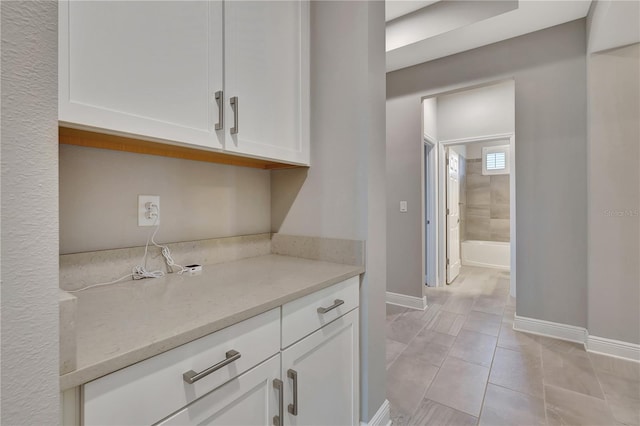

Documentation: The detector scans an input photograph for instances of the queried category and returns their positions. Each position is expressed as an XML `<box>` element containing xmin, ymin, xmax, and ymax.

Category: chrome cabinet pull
<box><xmin>273</xmin><ymin>378</ymin><xmax>283</xmax><ymax>426</ymax></box>
<box><xmin>287</xmin><ymin>369</ymin><xmax>298</xmax><ymax>416</ymax></box>
<box><xmin>215</xmin><ymin>90</ymin><xmax>223</xmax><ymax>130</ymax></box>
<box><xmin>317</xmin><ymin>299</ymin><xmax>344</xmax><ymax>314</ymax></box>
<box><xmin>182</xmin><ymin>350</ymin><xmax>241</xmax><ymax>384</ymax></box>
<box><xmin>230</xmin><ymin>96</ymin><xmax>239</xmax><ymax>134</ymax></box>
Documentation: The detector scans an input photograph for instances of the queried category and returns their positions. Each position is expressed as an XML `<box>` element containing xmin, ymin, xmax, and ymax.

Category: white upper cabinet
<box><xmin>59</xmin><ymin>1</ymin><xmax>224</xmax><ymax>150</ymax></box>
<box><xmin>59</xmin><ymin>0</ymin><xmax>309</xmax><ymax>165</ymax></box>
<box><xmin>224</xmin><ymin>1</ymin><xmax>309</xmax><ymax>165</ymax></box>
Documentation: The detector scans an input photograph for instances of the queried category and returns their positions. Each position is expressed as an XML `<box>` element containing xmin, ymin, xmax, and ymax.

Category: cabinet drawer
<box><xmin>282</xmin><ymin>276</ymin><xmax>359</xmax><ymax>348</ymax></box>
<box><xmin>156</xmin><ymin>354</ymin><xmax>280</xmax><ymax>426</ymax></box>
<box><xmin>83</xmin><ymin>308</ymin><xmax>280</xmax><ymax>426</ymax></box>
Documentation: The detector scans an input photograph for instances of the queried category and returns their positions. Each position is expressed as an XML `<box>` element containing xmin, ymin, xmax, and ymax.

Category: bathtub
<box><xmin>461</xmin><ymin>240</ymin><xmax>510</xmax><ymax>270</ymax></box>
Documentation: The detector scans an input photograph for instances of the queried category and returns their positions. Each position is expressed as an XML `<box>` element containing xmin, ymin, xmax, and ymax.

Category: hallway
<box><xmin>386</xmin><ymin>266</ymin><xmax>640</xmax><ymax>425</ymax></box>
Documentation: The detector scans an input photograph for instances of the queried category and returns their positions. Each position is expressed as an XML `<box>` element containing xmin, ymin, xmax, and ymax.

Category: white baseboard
<box><xmin>586</xmin><ymin>335</ymin><xmax>640</xmax><ymax>362</ymax></box>
<box><xmin>513</xmin><ymin>314</ymin><xmax>587</xmax><ymax>343</ymax></box>
<box><xmin>513</xmin><ymin>314</ymin><xmax>640</xmax><ymax>363</ymax></box>
<box><xmin>386</xmin><ymin>292</ymin><xmax>427</xmax><ymax>311</ymax></box>
<box><xmin>461</xmin><ymin>259</ymin><xmax>510</xmax><ymax>271</ymax></box>
<box><xmin>361</xmin><ymin>399</ymin><xmax>391</xmax><ymax>426</ymax></box>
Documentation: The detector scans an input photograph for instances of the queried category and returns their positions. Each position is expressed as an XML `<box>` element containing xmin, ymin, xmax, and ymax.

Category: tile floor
<box><xmin>386</xmin><ymin>266</ymin><xmax>640</xmax><ymax>426</ymax></box>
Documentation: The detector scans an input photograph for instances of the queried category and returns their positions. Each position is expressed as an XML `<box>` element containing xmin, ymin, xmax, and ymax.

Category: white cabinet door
<box><xmin>282</xmin><ymin>309</ymin><xmax>359</xmax><ymax>426</ymax></box>
<box><xmin>157</xmin><ymin>355</ymin><xmax>282</xmax><ymax>426</ymax></box>
<box><xmin>59</xmin><ymin>1</ymin><xmax>224</xmax><ymax>150</ymax></box>
<box><xmin>224</xmin><ymin>1</ymin><xmax>309</xmax><ymax>165</ymax></box>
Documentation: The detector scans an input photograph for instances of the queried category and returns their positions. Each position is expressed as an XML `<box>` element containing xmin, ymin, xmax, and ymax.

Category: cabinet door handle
<box><xmin>273</xmin><ymin>378</ymin><xmax>283</xmax><ymax>426</ymax></box>
<box><xmin>317</xmin><ymin>299</ymin><xmax>344</xmax><ymax>314</ymax></box>
<box><xmin>230</xmin><ymin>96</ymin><xmax>239</xmax><ymax>134</ymax></box>
<box><xmin>215</xmin><ymin>90</ymin><xmax>223</xmax><ymax>130</ymax></box>
<box><xmin>182</xmin><ymin>350</ymin><xmax>241</xmax><ymax>384</ymax></box>
<box><xmin>287</xmin><ymin>369</ymin><xmax>298</xmax><ymax>416</ymax></box>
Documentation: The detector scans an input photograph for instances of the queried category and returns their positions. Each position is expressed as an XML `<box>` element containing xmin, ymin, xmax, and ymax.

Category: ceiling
<box><xmin>385</xmin><ymin>0</ymin><xmax>441</xmax><ymax>22</ymax></box>
<box><xmin>386</xmin><ymin>0</ymin><xmax>593</xmax><ymax>72</ymax></box>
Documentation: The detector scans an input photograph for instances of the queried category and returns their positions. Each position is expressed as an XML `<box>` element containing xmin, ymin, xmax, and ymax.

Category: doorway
<box><xmin>441</xmin><ymin>137</ymin><xmax>514</xmax><ymax>289</ymax></box>
<box><xmin>420</xmin><ymin>79</ymin><xmax>516</xmax><ymax>297</ymax></box>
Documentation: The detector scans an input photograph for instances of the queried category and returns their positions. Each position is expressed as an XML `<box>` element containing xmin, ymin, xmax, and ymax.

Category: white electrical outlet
<box><xmin>138</xmin><ymin>195</ymin><xmax>160</xmax><ymax>226</ymax></box>
<box><xmin>400</xmin><ymin>201</ymin><xmax>407</xmax><ymax>213</ymax></box>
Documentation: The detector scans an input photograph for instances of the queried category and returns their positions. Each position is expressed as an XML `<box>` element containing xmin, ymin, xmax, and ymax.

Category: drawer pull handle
<box><xmin>287</xmin><ymin>369</ymin><xmax>298</xmax><ymax>416</ymax></box>
<box><xmin>273</xmin><ymin>378</ymin><xmax>283</xmax><ymax>426</ymax></box>
<box><xmin>230</xmin><ymin>96</ymin><xmax>239</xmax><ymax>134</ymax></box>
<box><xmin>182</xmin><ymin>350</ymin><xmax>241</xmax><ymax>384</ymax></box>
<box><xmin>317</xmin><ymin>299</ymin><xmax>345</xmax><ymax>314</ymax></box>
<box><xmin>214</xmin><ymin>90</ymin><xmax>223</xmax><ymax>130</ymax></box>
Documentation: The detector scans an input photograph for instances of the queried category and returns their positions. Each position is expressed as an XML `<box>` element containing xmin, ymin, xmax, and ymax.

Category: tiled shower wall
<box><xmin>464</xmin><ymin>159</ymin><xmax>510</xmax><ymax>242</ymax></box>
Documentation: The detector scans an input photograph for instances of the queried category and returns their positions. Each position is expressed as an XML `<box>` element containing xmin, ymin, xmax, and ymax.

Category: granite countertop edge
<box><xmin>60</xmin><ymin>258</ymin><xmax>364</xmax><ymax>391</ymax></box>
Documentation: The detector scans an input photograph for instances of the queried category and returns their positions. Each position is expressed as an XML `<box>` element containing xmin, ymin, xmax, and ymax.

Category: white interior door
<box><xmin>447</xmin><ymin>149</ymin><xmax>461</xmax><ymax>283</ymax></box>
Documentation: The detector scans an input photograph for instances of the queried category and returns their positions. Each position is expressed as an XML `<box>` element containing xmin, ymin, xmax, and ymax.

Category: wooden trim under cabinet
<box><xmin>59</xmin><ymin>127</ymin><xmax>306</xmax><ymax>170</ymax></box>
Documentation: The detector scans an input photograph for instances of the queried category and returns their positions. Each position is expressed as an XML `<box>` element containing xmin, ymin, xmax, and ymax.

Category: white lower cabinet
<box><xmin>77</xmin><ymin>278</ymin><xmax>359</xmax><ymax>426</ymax></box>
<box><xmin>282</xmin><ymin>309</ymin><xmax>359</xmax><ymax>426</ymax></box>
<box><xmin>156</xmin><ymin>354</ymin><xmax>281</xmax><ymax>426</ymax></box>
<box><xmin>83</xmin><ymin>309</ymin><xmax>280</xmax><ymax>426</ymax></box>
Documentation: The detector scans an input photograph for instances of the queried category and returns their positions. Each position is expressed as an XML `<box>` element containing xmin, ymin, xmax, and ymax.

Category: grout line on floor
<box><xmin>587</xmin><ymin>349</ymin><xmax>618</xmax><ymax>422</ymax></box>
<box><xmin>475</xmin><ymin>274</ymin><xmax>503</xmax><ymax>425</ymax></box>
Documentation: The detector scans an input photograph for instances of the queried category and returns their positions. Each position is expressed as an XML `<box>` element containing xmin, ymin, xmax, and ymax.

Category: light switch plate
<box><xmin>138</xmin><ymin>195</ymin><xmax>160</xmax><ymax>226</ymax></box>
<box><xmin>400</xmin><ymin>201</ymin><xmax>407</xmax><ymax>213</ymax></box>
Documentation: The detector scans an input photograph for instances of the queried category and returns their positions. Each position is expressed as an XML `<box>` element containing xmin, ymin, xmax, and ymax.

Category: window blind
<box><xmin>486</xmin><ymin>152</ymin><xmax>506</xmax><ymax>170</ymax></box>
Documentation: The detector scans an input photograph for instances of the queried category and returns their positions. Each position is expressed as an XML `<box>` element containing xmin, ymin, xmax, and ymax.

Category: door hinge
<box><xmin>446</xmin><ymin>208</ymin><xmax>450</xmax><ymax>215</ymax></box>
<box><xmin>446</xmin><ymin>258</ymin><xmax>450</xmax><ymax>265</ymax></box>
<box><xmin>446</xmin><ymin>158</ymin><xmax>449</xmax><ymax>166</ymax></box>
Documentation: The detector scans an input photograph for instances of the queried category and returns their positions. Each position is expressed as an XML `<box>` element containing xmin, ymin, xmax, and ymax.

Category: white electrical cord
<box><xmin>67</xmin><ymin>273</ymin><xmax>134</xmax><ymax>293</ymax></box>
<box><xmin>148</xmin><ymin>206</ymin><xmax>189</xmax><ymax>275</ymax></box>
<box><xmin>131</xmin><ymin>212</ymin><xmax>166</xmax><ymax>280</ymax></box>
<box><xmin>68</xmin><ymin>203</ymin><xmax>188</xmax><ymax>292</ymax></box>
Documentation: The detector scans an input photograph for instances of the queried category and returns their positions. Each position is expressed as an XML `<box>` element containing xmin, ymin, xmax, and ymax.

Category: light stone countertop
<box><xmin>60</xmin><ymin>254</ymin><xmax>364</xmax><ymax>390</ymax></box>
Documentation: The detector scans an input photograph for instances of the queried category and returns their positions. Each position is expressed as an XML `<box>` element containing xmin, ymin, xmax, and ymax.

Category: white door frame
<box><xmin>438</xmin><ymin>133</ymin><xmax>517</xmax><ymax>296</ymax></box>
<box><xmin>422</xmin><ymin>136</ymin><xmax>438</xmax><ymax>288</ymax></box>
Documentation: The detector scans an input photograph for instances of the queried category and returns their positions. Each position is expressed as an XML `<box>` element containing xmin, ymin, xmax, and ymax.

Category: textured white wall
<box><xmin>271</xmin><ymin>1</ymin><xmax>387</xmax><ymax>420</ymax></box>
<box><xmin>1</xmin><ymin>1</ymin><xmax>60</xmax><ymax>423</ymax></box>
<box><xmin>60</xmin><ymin>145</ymin><xmax>271</xmax><ymax>254</ymax></box>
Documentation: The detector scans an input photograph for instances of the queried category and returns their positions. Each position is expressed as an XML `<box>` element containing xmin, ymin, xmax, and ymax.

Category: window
<box><xmin>482</xmin><ymin>144</ymin><xmax>510</xmax><ymax>175</ymax></box>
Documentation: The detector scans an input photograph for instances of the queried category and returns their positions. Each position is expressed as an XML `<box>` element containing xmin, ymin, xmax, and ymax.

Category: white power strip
<box><xmin>184</xmin><ymin>264</ymin><xmax>203</xmax><ymax>273</ymax></box>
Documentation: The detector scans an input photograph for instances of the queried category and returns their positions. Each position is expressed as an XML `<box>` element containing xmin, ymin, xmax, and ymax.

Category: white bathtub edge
<box><xmin>461</xmin><ymin>259</ymin><xmax>510</xmax><ymax>271</ymax></box>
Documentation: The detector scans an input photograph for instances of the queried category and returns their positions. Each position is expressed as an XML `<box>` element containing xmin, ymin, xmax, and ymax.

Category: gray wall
<box><xmin>1</xmin><ymin>1</ymin><xmax>60</xmax><ymax>423</ymax></box>
<box><xmin>60</xmin><ymin>145</ymin><xmax>271</xmax><ymax>254</ymax></box>
<box><xmin>587</xmin><ymin>43</ymin><xmax>640</xmax><ymax>344</ymax></box>
<box><xmin>387</xmin><ymin>94</ymin><xmax>424</xmax><ymax>298</ymax></box>
<box><xmin>436</xmin><ymin>80</ymin><xmax>514</xmax><ymax>141</ymax></box>
<box><xmin>272</xmin><ymin>1</ymin><xmax>387</xmax><ymax>420</ymax></box>
<box><xmin>387</xmin><ymin>19</ymin><xmax>588</xmax><ymax>328</ymax></box>
<box><xmin>422</xmin><ymin>97</ymin><xmax>437</xmax><ymax>141</ymax></box>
